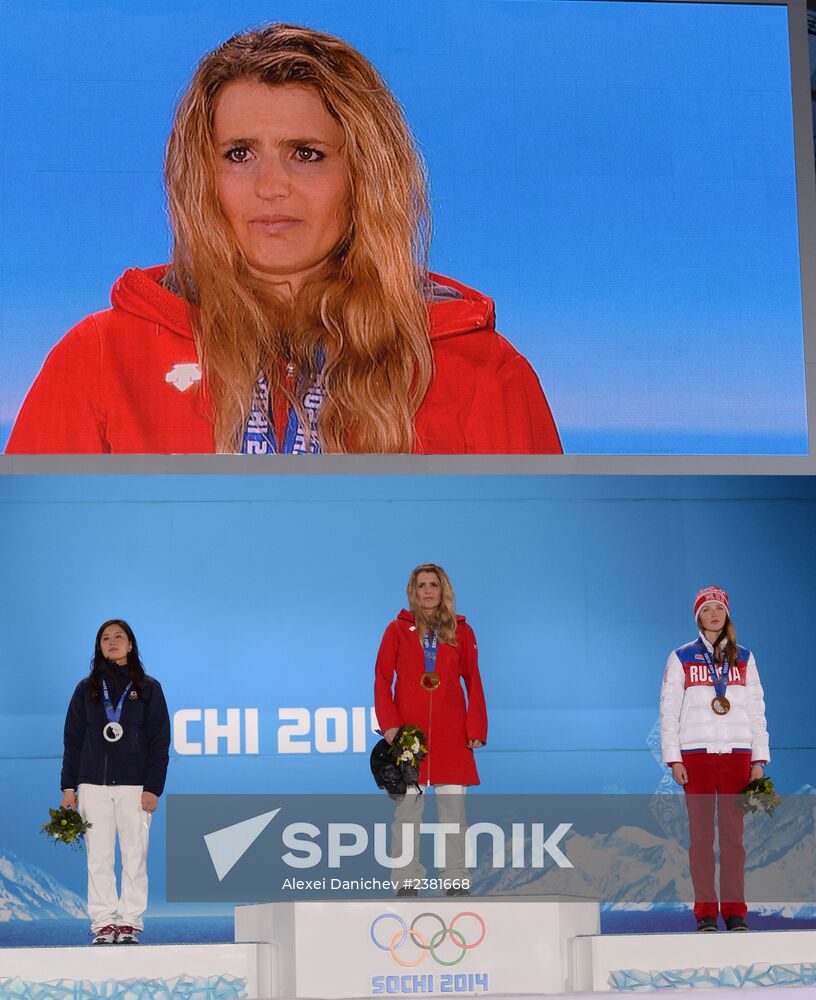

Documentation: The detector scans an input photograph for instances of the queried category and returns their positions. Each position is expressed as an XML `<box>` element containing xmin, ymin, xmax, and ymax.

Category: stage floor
<box><xmin>2</xmin><ymin>914</ymin><xmax>816</xmax><ymax>998</ymax></box>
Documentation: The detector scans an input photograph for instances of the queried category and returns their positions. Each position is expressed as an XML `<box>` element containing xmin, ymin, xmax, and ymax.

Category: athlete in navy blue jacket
<box><xmin>60</xmin><ymin>620</ymin><xmax>170</xmax><ymax>944</ymax></box>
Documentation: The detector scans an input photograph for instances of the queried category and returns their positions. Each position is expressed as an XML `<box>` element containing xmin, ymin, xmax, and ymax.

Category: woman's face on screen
<box><xmin>213</xmin><ymin>80</ymin><xmax>351</xmax><ymax>291</ymax></box>
<box><xmin>415</xmin><ymin>572</ymin><xmax>443</xmax><ymax>613</ymax></box>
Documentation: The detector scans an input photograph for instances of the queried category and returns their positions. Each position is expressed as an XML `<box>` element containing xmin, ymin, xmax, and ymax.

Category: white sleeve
<box><xmin>746</xmin><ymin>652</ymin><xmax>770</xmax><ymax>763</ymax></box>
<box><xmin>659</xmin><ymin>650</ymin><xmax>686</xmax><ymax>765</ymax></box>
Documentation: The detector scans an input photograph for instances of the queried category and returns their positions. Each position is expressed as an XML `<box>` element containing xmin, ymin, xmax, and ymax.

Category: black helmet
<box><xmin>370</xmin><ymin>737</ymin><xmax>409</xmax><ymax>795</ymax></box>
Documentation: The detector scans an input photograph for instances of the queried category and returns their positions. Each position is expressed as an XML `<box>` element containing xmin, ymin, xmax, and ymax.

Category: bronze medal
<box><xmin>420</xmin><ymin>672</ymin><xmax>441</xmax><ymax>691</ymax></box>
<box><xmin>711</xmin><ymin>695</ymin><xmax>730</xmax><ymax>715</ymax></box>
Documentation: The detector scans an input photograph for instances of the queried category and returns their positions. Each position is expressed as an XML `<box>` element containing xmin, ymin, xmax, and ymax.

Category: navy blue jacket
<box><xmin>61</xmin><ymin>666</ymin><xmax>170</xmax><ymax>796</ymax></box>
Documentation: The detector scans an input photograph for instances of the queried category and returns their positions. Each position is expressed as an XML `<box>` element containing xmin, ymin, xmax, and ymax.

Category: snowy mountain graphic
<box><xmin>0</xmin><ymin>850</ymin><xmax>86</xmax><ymax>920</ymax></box>
<box><xmin>469</xmin><ymin>786</ymin><xmax>816</xmax><ymax>912</ymax></box>
<box><xmin>473</xmin><ymin>823</ymin><xmax>690</xmax><ymax>902</ymax></box>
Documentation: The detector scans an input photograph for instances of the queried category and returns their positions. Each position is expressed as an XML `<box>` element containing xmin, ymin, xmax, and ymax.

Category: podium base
<box><xmin>0</xmin><ymin>941</ymin><xmax>272</xmax><ymax>999</ymax></box>
<box><xmin>572</xmin><ymin>928</ymin><xmax>816</xmax><ymax>992</ymax></box>
<box><xmin>235</xmin><ymin>897</ymin><xmax>599</xmax><ymax>997</ymax></box>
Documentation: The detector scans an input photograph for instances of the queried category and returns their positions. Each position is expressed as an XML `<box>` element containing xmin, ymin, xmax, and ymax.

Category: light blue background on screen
<box><xmin>0</xmin><ymin>475</ymin><xmax>814</xmax><ymax>913</ymax></box>
<box><xmin>0</xmin><ymin>1</ymin><xmax>807</xmax><ymax>453</ymax></box>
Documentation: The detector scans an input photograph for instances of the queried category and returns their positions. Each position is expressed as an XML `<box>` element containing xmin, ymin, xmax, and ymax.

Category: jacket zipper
<box><xmin>427</xmin><ymin>691</ymin><xmax>433</xmax><ymax>785</ymax></box>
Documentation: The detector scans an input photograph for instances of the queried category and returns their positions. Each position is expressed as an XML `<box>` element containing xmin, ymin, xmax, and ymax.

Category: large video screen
<box><xmin>0</xmin><ymin>1</ymin><xmax>808</xmax><ymax>455</ymax></box>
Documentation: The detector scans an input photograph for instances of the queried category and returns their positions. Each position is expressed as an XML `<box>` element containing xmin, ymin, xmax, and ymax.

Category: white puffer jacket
<box><xmin>659</xmin><ymin>633</ymin><xmax>770</xmax><ymax>765</ymax></box>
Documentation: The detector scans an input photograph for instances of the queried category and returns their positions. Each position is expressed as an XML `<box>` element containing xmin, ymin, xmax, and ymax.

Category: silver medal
<box><xmin>103</xmin><ymin>721</ymin><xmax>124</xmax><ymax>743</ymax></box>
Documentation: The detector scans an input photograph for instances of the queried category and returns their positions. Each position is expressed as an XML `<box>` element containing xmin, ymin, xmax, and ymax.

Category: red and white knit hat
<box><xmin>694</xmin><ymin>586</ymin><xmax>729</xmax><ymax>621</ymax></box>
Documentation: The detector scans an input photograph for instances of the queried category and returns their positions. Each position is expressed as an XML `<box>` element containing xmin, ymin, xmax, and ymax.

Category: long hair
<box><xmin>407</xmin><ymin>563</ymin><xmax>458</xmax><ymax>647</ymax></box>
<box><xmin>88</xmin><ymin>619</ymin><xmax>146</xmax><ymax>701</ymax></box>
<box><xmin>165</xmin><ymin>23</ymin><xmax>433</xmax><ymax>453</ymax></box>
<box><xmin>697</xmin><ymin>613</ymin><xmax>739</xmax><ymax>668</ymax></box>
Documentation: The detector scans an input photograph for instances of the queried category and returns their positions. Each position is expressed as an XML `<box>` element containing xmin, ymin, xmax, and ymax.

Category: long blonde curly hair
<box><xmin>407</xmin><ymin>563</ymin><xmax>458</xmax><ymax>648</ymax></box>
<box><xmin>165</xmin><ymin>23</ymin><xmax>433</xmax><ymax>453</ymax></box>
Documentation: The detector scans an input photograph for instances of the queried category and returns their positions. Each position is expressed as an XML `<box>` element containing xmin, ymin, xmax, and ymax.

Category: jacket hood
<box><xmin>109</xmin><ymin>266</ymin><xmax>494</xmax><ymax>343</ymax></box>
<box><xmin>111</xmin><ymin>266</ymin><xmax>195</xmax><ymax>339</ymax></box>
<box><xmin>425</xmin><ymin>273</ymin><xmax>495</xmax><ymax>341</ymax></box>
<box><xmin>397</xmin><ymin>609</ymin><xmax>467</xmax><ymax>625</ymax></box>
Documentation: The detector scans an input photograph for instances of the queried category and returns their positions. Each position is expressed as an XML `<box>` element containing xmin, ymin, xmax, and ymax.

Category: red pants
<box><xmin>682</xmin><ymin>751</ymin><xmax>751</xmax><ymax>921</ymax></box>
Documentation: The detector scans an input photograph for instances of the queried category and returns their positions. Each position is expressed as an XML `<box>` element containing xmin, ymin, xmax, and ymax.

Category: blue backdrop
<box><xmin>0</xmin><ymin>473</ymin><xmax>814</xmax><ymax>931</ymax></box>
<box><xmin>0</xmin><ymin>0</ymin><xmax>807</xmax><ymax>454</ymax></box>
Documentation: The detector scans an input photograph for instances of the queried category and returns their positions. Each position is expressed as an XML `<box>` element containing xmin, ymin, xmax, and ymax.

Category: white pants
<box><xmin>390</xmin><ymin>784</ymin><xmax>467</xmax><ymax>883</ymax></box>
<box><xmin>78</xmin><ymin>784</ymin><xmax>151</xmax><ymax>931</ymax></box>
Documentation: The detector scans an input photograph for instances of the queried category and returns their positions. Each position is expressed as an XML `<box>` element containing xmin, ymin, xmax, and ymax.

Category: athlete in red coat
<box><xmin>375</xmin><ymin>609</ymin><xmax>487</xmax><ymax>786</ymax></box>
<box><xmin>6</xmin><ymin>267</ymin><xmax>561</xmax><ymax>456</ymax></box>
<box><xmin>374</xmin><ymin>564</ymin><xmax>487</xmax><ymax>895</ymax></box>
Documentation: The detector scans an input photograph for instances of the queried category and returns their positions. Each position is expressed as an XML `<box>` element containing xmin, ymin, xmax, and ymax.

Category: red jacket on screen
<box><xmin>374</xmin><ymin>610</ymin><xmax>488</xmax><ymax>786</ymax></box>
<box><xmin>6</xmin><ymin>266</ymin><xmax>562</xmax><ymax>455</ymax></box>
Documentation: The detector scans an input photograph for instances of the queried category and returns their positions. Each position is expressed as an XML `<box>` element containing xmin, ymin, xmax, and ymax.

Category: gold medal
<box><xmin>420</xmin><ymin>672</ymin><xmax>441</xmax><ymax>691</ymax></box>
<box><xmin>711</xmin><ymin>695</ymin><xmax>730</xmax><ymax>715</ymax></box>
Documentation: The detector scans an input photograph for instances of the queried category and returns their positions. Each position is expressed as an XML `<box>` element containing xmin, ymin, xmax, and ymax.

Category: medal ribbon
<box><xmin>102</xmin><ymin>679</ymin><xmax>132</xmax><ymax>725</ymax></box>
<box><xmin>423</xmin><ymin>629</ymin><xmax>439</xmax><ymax>673</ymax></box>
<box><xmin>699</xmin><ymin>642</ymin><xmax>730</xmax><ymax>698</ymax></box>
<box><xmin>241</xmin><ymin>370</ymin><xmax>324</xmax><ymax>455</ymax></box>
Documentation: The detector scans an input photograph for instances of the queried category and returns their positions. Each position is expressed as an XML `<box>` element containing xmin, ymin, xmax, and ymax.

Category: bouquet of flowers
<box><xmin>370</xmin><ymin>725</ymin><xmax>429</xmax><ymax>795</ymax></box>
<box><xmin>388</xmin><ymin>725</ymin><xmax>429</xmax><ymax>788</ymax></box>
<box><xmin>41</xmin><ymin>806</ymin><xmax>91</xmax><ymax>849</ymax></box>
<box><xmin>739</xmin><ymin>775</ymin><xmax>781</xmax><ymax>816</ymax></box>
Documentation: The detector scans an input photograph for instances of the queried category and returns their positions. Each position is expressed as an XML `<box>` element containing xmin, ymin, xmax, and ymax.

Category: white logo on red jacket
<box><xmin>165</xmin><ymin>363</ymin><xmax>202</xmax><ymax>392</ymax></box>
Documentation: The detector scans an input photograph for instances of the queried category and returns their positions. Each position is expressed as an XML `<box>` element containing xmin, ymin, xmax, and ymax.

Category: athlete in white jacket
<box><xmin>659</xmin><ymin>586</ymin><xmax>769</xmax><ymax>933</ymax></box>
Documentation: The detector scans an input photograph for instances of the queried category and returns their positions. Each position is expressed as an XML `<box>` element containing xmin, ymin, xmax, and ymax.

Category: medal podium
<box><xmin>0</xmin><ymin>941</ymin><xmax>271</xmax><ymax>999</ymax></box>
<box><xmin>572</xmin><ymin>925</ymin><xmax>816</xmax><ymax>992</ymax></box>
<box><xmin>234</xmin><ymin>897</ymin><xmax>600</xmax><ymax>997</ymax></box>
<box><xmin>232</xmin><ymin>901</ymin><xmax>816</xmax><ymax>997</ymax></box>
<box><xmin>4</xmin><ymin>904</ymin><xmax>816</xmax><ymax>998</ymax></box>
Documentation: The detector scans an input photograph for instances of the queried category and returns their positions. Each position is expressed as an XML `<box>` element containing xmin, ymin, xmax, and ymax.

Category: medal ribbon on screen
<box><xmin>241</xmin><ymin>371</ymin><xmax>323</xmax><ymax>455</ymax></box>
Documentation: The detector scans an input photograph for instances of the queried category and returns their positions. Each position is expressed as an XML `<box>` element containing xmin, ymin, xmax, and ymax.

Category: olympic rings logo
<box><xmin>370</xmin><ymin>911</ymin><xmax>487</xmax><ymax>967</ymax></box>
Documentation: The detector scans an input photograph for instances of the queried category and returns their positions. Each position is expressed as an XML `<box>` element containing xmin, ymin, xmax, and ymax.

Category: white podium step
<box><xmin>572</xmin><ymin>929</ymin><xmax>816</xmax><ymax>992</ymax></box>
<box><xmin>3</xmin><ymin>920</ymin><xmax>815</xmax><ymax>998</ymax></box>
<box><xmin>0</xmin><ymin>941</ymin><xmax>274</xmax><ymax>999</ymax></box>
<box><xmin>235</xmin><ymin>898</ymin><xmax>600</xmax><ymax>997</ymax></box>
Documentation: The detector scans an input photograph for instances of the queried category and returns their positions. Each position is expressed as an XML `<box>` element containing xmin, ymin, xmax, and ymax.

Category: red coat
<box><xmin>6</xmin><ymin>267</ymin><xmax>561</xmax><ymax>455</ymax></box>
<box><xmin>374</xmin><ymin>610</ymin><xmax>488</xmax><ymax>786</ymax></box>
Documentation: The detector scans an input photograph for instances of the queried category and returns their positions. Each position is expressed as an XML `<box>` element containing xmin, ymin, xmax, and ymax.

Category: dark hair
<box><xmin>88</xmin><ymin>619</ymin><xmax>146</xmax><ymax>701</ymax></box>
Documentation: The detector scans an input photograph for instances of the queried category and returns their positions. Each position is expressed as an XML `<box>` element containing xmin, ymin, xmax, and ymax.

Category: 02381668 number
<box><xmin>277</xmin><ymin>706</ymin><xmax>380</xmax><ymax>753</ymax></box>
<box><xmin>401</xmin><ymin>879</ymin><xmax>471</xmax><ymax>891</ymax></box>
